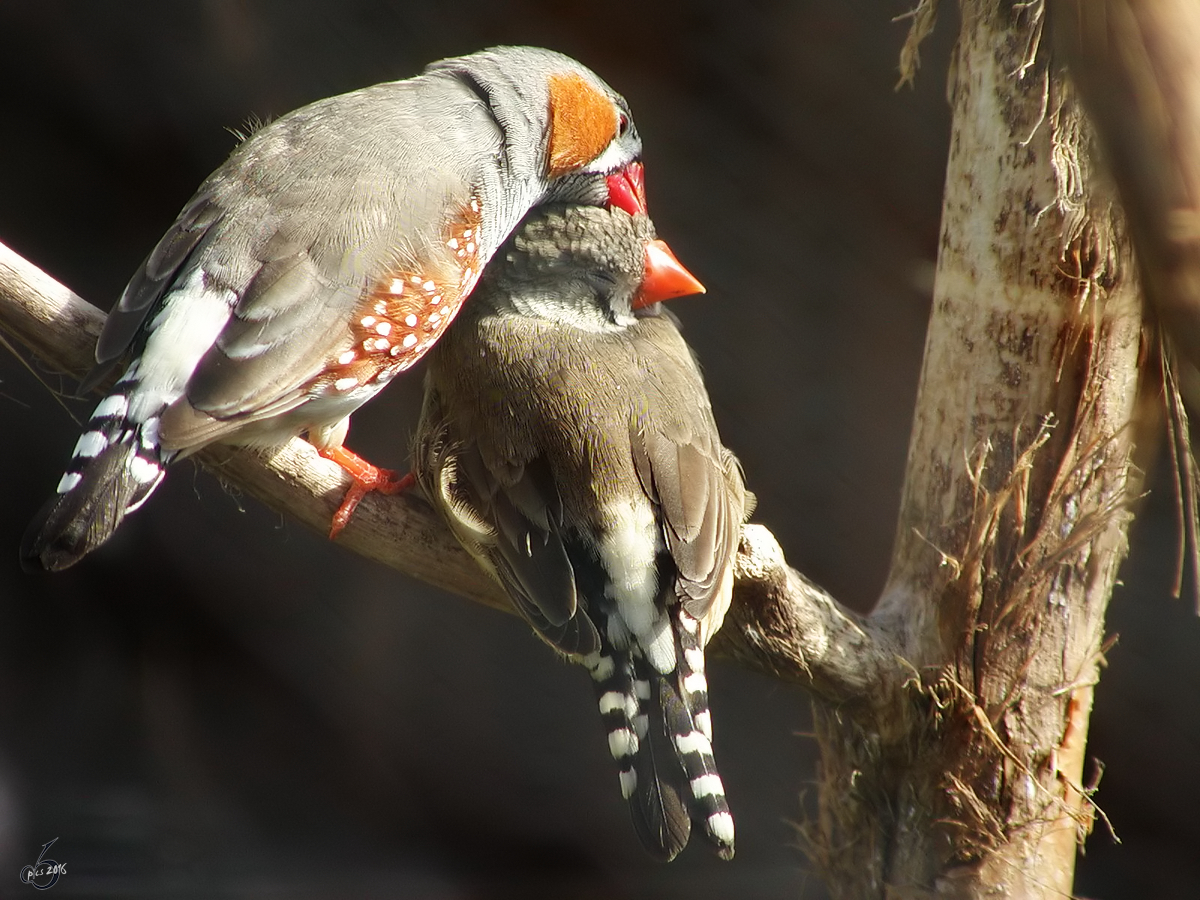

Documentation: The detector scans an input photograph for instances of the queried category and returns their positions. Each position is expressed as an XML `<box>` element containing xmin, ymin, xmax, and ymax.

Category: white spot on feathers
<box><xmin>133</xmin><ymin>268</ymin><xmax>233</xmax><ymax>421</ymax></box>
<box><xmin>56</xmin><ymin>472</ymin><xmax>82</xmax><ymax>494</ymax></box>
<box><xmin>139</xmin><ymin>417</ymin><xmax>161</xmax><ymax>450</ymax></box>
<box><xmin>619</xmin><ymin>768</ymin><xmax>638</xmax><ymax>798</ymax></box>
<box><xmin>598</xmin><ymin>500</ymin><xmax>675</xmax><ymax>673</ymax></box>
<box><xmin>127</xmin><ymin>455</ymin><xmax>161</xmax><ymax>485</ymax></box>
<box><xmin>683</xmin><ymin>672</ymin><xmax>708</xmax><ymax>696</ymax></box>
<box><xmin>92</xmin><ymin>394</ymin><xmax>129</xmax><ymax>420</ymax></box>
<box><xmin>690</xmin><ymin>774</ymin><xmax>725</xmax><ymax>800</ymax></box>
<box><xmin>605</xmin><ymin>614</ymin><xmax>630</xmax><ymax>647</ymax></box>
<box><xmin>72</xmin><ymin>431</ymin><xmax>108</xmax><ymax>459</ymax></box>
<box><xmin>598</xmin><ymin>692</ymin><xmax>628</xmax><ymax>716</ymax></box>
<box><xmin>586</xmin><ymin>654</ymin><xmax>615</xmax><ymax>682</ymax></box>
<box><xmin>674</xmin><ymin>730</ymin><xmax>713</xmax><ymax>758</ymax></box>
<box><xmin>607</xmin><ymin>728</ymin><xmax>639</xmax><ymax>760</ymax></box>
<box><xmin>708</xmin><ymin>812</ymin><xmax>735</xmax><ymax>844</ymax></box>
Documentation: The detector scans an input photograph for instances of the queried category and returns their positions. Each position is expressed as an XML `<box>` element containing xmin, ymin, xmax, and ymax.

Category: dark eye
<box><xmin>617</xmin><ymin>113</ymin><xmax>630</xmax><ymax>137</ymax></box>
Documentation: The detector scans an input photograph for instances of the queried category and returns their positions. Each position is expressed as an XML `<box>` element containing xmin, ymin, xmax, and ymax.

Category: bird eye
<box><xmin>617</xmin><ymin>113</ymin><xmax>629</xmax><ymax>138</ymax></box>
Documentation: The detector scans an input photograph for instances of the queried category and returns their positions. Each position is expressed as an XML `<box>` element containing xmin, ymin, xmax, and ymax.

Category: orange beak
<box><xmin>633</xmin><ymin>239</ymin><xmax>706</xmax><ymax>309</ymax></box>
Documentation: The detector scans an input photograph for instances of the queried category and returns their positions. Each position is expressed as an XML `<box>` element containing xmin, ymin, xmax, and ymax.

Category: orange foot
<box><xmin>318</xmin><ymin>445</ymin><xmax>415</xmax><ymax>540</ymax></box>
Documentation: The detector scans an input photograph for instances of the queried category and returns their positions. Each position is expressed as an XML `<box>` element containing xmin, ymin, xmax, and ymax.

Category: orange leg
<box><xmin>318</xmin><ymin>445</ymin><xmax>414</xmax><ymax>539</ymax></box>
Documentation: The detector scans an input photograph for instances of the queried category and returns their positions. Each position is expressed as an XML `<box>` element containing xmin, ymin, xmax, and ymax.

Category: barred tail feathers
<box><xmin>667</xmin><ymin>608</ymin><xmax>734</xmax><ymax>857</ymax></box>
<box><xmin>21</xmin><ymin>390</ymin><xmax>169</xmax><ymax>572</ymax></box>
<box><xmin>585</xmin><ymin>606</ymin><xmax>733</xmax><ymax>861</ymax></box>
<box><xmin>587</xmin><ymin>646</ymin><xmax>691</xmax><ymax>861</ymax></box>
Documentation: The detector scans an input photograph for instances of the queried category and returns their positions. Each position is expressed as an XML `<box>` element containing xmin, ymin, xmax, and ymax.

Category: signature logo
<box><xmin>19</xmin><ymin>838</ymin><xmax>66</xmax><ymax>891</ymax></box>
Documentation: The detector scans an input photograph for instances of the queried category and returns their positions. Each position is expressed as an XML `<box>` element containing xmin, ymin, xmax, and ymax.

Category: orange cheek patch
<box><xmin>546</xmin><ymin>72</ymin><xmax>619</xmax><ymax>179</ymax></box>
<box><xmin>313</xmin><ymin>197</ymin><xmax>485</xmax><ymax>395</ymax></box>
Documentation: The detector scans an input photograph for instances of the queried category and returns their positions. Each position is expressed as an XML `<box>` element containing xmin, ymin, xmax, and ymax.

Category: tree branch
<box><xmin>0</xmin><ymin>238</ymin><xmax>896</xmax><ymax>701</ymax></box>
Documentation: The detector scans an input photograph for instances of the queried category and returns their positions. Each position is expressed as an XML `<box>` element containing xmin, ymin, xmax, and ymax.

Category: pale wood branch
<box><xmin>800</xmin><ymin>3</ymin><xmax>1143</xmax><ymax>895</ymax></box>
<box><xmin>0</xmin><ymin>238</ymin><xmax>896</xmax><ymax>701</ymax></box>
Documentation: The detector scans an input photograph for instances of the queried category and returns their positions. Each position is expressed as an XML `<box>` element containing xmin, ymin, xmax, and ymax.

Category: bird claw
<box><xmin>318</xmin><ymin>445</ymin><xmax>414</xmax><ymax>539</ymax></box>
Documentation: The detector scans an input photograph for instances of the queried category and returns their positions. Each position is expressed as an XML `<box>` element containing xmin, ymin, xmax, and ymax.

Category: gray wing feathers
<box><xmin>418</xmin><ymin>403</ymin><xmax>600</xmax><ymax>657</ymax></box>
<box><xmin>470</xmin><ymin>454</ymin><xmax>579</xmax><ymax>628</ymax></box>
<box><xmin>81</xmin><ymin>194</ymin><xmax>224</xmax><ymax>394</ymax></box>
<box><xmin>629</xmin><ymin>321</ymin><xmax>746</xmax><ymax>619</ymax></box>
<box><xmin>89</xmin><ymin>73</ymin><xmax>502</xmax><ymax>431</ymax></box>
<box><xmin>186</xmin><ymin>248</ymin><xmax>360</xmax><ymax>417</ymax></box>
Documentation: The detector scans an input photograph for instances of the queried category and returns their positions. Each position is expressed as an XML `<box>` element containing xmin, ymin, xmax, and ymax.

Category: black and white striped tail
<box><xmin>585</xmin><ymin>607</ymin><xmax>734</xmax><ymax>861</ymax></box>
<box><xmin>21</xmin><ymin>386</ymin><xmax>170</xmax><ymax>572</ymax></box>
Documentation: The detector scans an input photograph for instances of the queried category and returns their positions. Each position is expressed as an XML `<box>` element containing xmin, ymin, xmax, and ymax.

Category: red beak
<box><xmin>605</xmin><ymin>161</ymin><xmax>647</xmax><ymax>216</ymax></box>
<box><xmin>633</xmin><ymin>239</ymin><xmax>706</xmax><ymax>309</ymax></box>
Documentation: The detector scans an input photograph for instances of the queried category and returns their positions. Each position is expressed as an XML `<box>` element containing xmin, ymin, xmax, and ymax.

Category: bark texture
<box><xmin>806</xmin><ymin>2</ymin><xmax>1140</xmax><ymax>896</ymax></box>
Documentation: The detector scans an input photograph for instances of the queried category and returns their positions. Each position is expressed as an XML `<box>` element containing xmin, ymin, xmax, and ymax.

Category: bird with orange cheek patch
<box><xmin>23</xmin><ymin>46</ymin><xmax>649</xmax><ymax>572</ymax></box>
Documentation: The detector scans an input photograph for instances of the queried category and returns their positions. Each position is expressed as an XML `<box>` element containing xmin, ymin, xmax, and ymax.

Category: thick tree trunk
<box><xmin>807</xmin><ymin>2</ymin><xmax>1140</xmax><ymax>896</ymax></box>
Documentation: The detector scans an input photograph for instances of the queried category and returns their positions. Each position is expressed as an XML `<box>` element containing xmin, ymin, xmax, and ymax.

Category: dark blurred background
<box><xmin>0</xmin><ymin>2</ymin><xmax>1196</xmax><ymax>897</ymax></box>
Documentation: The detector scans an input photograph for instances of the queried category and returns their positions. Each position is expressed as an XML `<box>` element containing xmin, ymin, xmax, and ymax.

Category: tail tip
<box><xmin>19</xmin><ymin>506</ymin><xmax>86</xmax><ymax>573</ymax></box>
<box><xmin>632</xmin><ymin>806</ymin><xmax>691</xmax><ymax>863</ymax></box>
<box><xmin>705</xmin><ymin>810</ymin><xmax>735</xmax><ymax>859</ymax></box>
